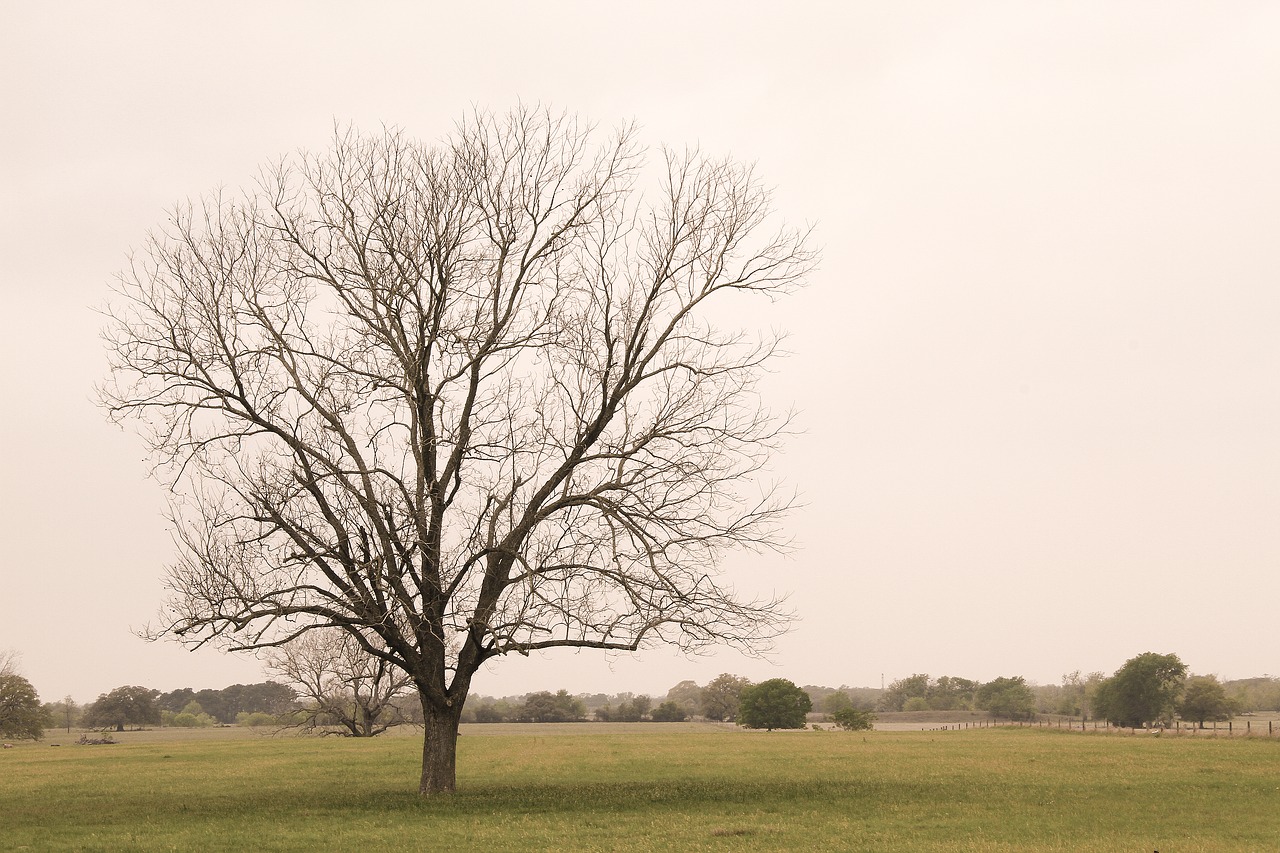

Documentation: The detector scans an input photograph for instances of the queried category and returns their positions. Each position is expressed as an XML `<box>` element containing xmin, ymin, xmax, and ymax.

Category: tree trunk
<box><xmin>419</xmin><ymin>693</ymin><xmax>463</xmax><ymax>796</ymax></box>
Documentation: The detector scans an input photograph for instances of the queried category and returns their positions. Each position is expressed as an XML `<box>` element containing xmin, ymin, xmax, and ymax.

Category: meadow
<box><xmin>2</xmin><ymin>724</ymin><xmax>1277</xmax><ymax>852</ymax></box>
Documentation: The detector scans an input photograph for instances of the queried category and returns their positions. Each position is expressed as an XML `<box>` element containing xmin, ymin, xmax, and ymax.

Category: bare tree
<box><xmin>0</xmin><ymin>649</ymin><xmax>20</xmax><ymax>678</ymax></box>
<box><xmin>265</xmin><ymin>629</ymin><xmax>412</xmax><ymax>737</ymax></box>
<box><xmin>101</xmin><ymin>106</ymin><xmax>815</xmax><ymax>795</ymax></box>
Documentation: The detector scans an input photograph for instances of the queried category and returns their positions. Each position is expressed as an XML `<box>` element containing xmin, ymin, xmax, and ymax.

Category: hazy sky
<box><xmin>2</xmin><ymin>2</ymin><xmax>1277</xmax><ymax>704</ymax></box>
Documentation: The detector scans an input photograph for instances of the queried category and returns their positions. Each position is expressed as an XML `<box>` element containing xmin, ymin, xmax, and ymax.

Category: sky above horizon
<box><xmin>2</xmin><ymin>1</ymin><xmax>1277</xmax><ymax>704</ymax></box>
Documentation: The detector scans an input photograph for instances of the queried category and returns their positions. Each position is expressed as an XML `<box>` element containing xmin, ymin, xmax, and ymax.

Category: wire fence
<box><xmin>920</xmin><ymin>717</ymin><xmax>1280</xmax><ymax>736</ymax></box>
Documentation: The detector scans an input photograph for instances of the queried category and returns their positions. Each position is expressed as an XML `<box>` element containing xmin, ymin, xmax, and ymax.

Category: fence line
<box><xmin>920</xmin><ymin>717</ymin><xmax>1278</xmax><ymax>736</ymax></box>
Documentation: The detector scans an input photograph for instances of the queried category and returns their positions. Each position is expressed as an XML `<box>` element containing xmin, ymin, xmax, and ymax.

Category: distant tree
<box><xmin>831</xmin><ymin>707</ymin><xmax>876</xmax><ymax>731</ymax></box>
<box><xmin>902</xmin><ymin>696</ymin><xmax>930</xmax><ymax>712</ymax></box>
<box><xmin>882</xmin><ymin>674</ymin><xmax>930</xmax><ymax>711</ymax></box>
<box><xmin>974</xmin><ymin>676</ymin><xmax>1036</xmax><ymax>720</ymax></box>
<box><xmin>822</xmin><ymin>690</ymin><xmax>854</xmax><ymax>716</ymax></box>
<box><xmin>738</xmin><ymin>678</ymin><xmax>811</xmax><ymax>731</ymax></box>
<box><xmin>845</xmin><ymin>686</ymin><xmax>883</xmax><ymax>710</ymax></box>
<box><xmin>265</xmin><ymin>629</ymin><xmax>412</xmax><ymax>737</ymax></box>
<box><xmin>1045</xmin><ymin>670</ymin><xmax>1104</xmax><ymax>717</ymax></box>
<box><xmin>515</xmin><ymin>690</ymin><xmax>585</xmax><ymax>723</ymax></box>
<box><xmin>157</xmin><ymin>688</ymin><xmax>197</xmax><ymax>714</ymax></box>
<box><xmin>42</xmin><ymin>696</ymin><xmax>81</xmax><ymax>734</ymax></box>
<box><xmin>1093</xmin><ymin>652</ymin><xmax>1187</xmax><ymax>728</ymax></box>
<box><xmin>597</xmin><ymin>694</ymin><xmax>651</xmax><ymax>722</ymax></box>
<box><xmin>0</xmin><ymin>662</ymin><xmax>45</xmax><ymax>741</ymax></box>
<box><xmin>1178</xmin><ymin>676</ymin><xmax>1238</xmax><ymax>728</ymax></box>
<box><xmin>82</xmin><ymin>686</ymin><xmax>162</xmax><ymax>732</ymax></box>
<box><xmin>651</xmin><ymin>701</ymin><xmax>688</xmax><ymax>722</ymax></box>
<box><xmin>1224</xmin><ymin>676</ymin><xmax>1280</xmax><ymax>713</ymax></box>
<box><xmin>166</xmin><ymin>701</ymin><xmax>217</xmax><ymax>728</ymax></box>
<box><xmin>157</xmin><ymin>682</ymin><xmax>294</xmax><ymax>722</ymax></box>
<box><xmin>470</xmin><ymin>702</ymin><xmax>507</xmax><ymax>723</ymax></box>
<box><xmin>665</xmin><ymin>680</ymin><xmax>703</xmax><ymax>717</ymax></box>
<box><xmin>929</xmin><ymin>676</ymin><xmax>978</xmax><ymax>711</ymax></box>
<box><xmin>702</xmin><ymin>674</ymin><xmax>752</xmax><ymax>722</ymax></box>
<box><xmin>189</xmin><ymin>688</ymin><xmax>230</xmax><ymax>722</ymax></box>
<box><xmin>234</xmin><ymin>682</ymin><xmax>297</xmax><ymax>717</ymax></box>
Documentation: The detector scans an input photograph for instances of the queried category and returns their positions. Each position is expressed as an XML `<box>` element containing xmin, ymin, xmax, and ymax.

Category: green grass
<box><xmin>2</xmin><ymin>727</ymin><xmax>1278</xmax><ymax>851</ymax></box>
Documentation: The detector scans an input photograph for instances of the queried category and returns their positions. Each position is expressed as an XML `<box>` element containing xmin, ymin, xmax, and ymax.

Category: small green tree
<box><xmin>831</xmin><ymin>707</ymin><xmax>876</xmax><ymax>731</ymax></box>
<box><xmin>974</xmin><ymin>676</ymin><xmax>1036</xmax><ymax>720</ymax></box>
<box><xmin>1178</xmin><ymin>675</ymin><xmax>1237</xmax><ymax>728</ymax></box>
<box><xmin>1093</xmin><ymin>652</ymin><xmax>1187</xmax><ymax>728</ymax></box>
<box><xmin>738</xmin><ymin>678</ymin><xmax>811</xmax><ymax>731</ymax></box>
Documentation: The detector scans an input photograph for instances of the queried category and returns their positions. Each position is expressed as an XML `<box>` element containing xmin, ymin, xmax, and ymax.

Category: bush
<box><xmin>831</xmin><ymin>707</ymin><xmax>876</xmax><ymax>731</ymax></box>
<box><xmin>651</xmin><ymin>701</ymin><xmax>687</xmax><ymax>722</ymax></box>
<box><xmin>903</xmin><ymin>697</ymin><xmax>930</xmax><ymax>712</ymax></box>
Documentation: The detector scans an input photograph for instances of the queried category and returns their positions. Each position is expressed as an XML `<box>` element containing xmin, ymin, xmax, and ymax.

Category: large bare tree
<box><xmin>101</xmin><ymin>107</ymin><xmax>815</xmax><ymax>794</ymax></box>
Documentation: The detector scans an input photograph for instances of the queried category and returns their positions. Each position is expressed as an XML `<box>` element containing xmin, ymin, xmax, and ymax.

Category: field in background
<box><xmin>3</xmin><ymin>727</ymin><xmax>1278</xmax><ymax>852</ymax></box>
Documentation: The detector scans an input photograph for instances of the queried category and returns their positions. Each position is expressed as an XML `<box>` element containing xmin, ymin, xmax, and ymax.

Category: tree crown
<box><xmin>101</xmin><ymin>108</ymin><xmax>814</xmax><ymax>711</ymax></box>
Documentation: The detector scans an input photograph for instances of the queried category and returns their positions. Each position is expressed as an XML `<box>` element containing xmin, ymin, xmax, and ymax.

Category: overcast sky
<box><xmin>2</xmin><ymin>1</ymin><xmax>1277</xmax><ymax>704</ymax></box>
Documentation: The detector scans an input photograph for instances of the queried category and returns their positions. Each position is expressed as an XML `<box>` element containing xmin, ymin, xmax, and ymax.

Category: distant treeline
<box><xmin>32</xmin><ymin>672</ymin><xmax>1280</xmax><ymax>735</ymax></box>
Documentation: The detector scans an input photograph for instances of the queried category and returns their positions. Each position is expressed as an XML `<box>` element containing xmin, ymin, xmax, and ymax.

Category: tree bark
<box><xmin>419</xmin><ymin>693</ymin><xmax>463</xmax><ymax>796</ymax></box>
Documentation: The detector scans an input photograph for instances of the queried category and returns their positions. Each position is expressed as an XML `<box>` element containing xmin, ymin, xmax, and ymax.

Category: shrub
<box><xmin>651</xmin><ymin>701</ymin><xmax>687</xmax><ymax>722</ymax></box>
<box><xmin>831</xmin><ymin>707</ymin><xmax>876</xmax><ymax>731</ymax></box>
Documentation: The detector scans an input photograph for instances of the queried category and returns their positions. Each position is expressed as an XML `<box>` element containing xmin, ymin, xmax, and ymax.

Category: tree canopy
<box><xmin>82</xmin><ymin>686</ymin><xmax>162</xmax><ymax>732</ymax></box>
<box><xmin>702</xmin><ymin>673</ymin><xmax>753</xmax><ymax>722</ymax></box>
<box><xmin>515</xmin><ymin>690</ymin><xmax>586</xmax><ymax>723</ymax></box>
<box><xmin>1093</xmin><ymin>652</ymin><xmax>1187</xmax><ymax>728</ymax></box>
<box><xmin>1177</xmin><ymin>675</ymin><xmax>1236</xmax><ymax>727</ymax></box>
<box><xmin>738</xmin><ymin>678</ymin><xmax>811</xmax><ymax>730</ymax></box>
<box><xmin>0</xmin><ymin>672</ymin><xmax>45</xmax><ymax>740</ymax></box>
<box><xmin>974</xmin><ymin>676</ymin><xmax>1035</xmax><ymax>720</ymax></box>
<box><xmin>101</xmin><ymin>106</ymin><xmax>813</xmax><ymax>793</ymax></box>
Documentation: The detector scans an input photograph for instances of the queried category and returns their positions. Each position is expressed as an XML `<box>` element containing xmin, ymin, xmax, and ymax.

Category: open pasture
<box><xmin>2</xmin><ymin>727</ymin><xmax>1277</xmax><ymax>852</ymax></box>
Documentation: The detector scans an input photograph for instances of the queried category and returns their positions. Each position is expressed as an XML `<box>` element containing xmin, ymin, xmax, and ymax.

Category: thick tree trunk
<box><xmin>419</xmin><ymin>693</ymin><xmax>463</xmax><ymax>796</ymax></box>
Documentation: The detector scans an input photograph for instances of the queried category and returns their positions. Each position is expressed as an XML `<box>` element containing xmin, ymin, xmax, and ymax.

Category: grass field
<box><xmin>2</xmin><ymin>725</ymin><xmax>1278</xmax><ymax>852</ymax></box>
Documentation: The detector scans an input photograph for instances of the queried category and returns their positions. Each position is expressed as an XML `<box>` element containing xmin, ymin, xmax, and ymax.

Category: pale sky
<box><xmin>2</xmin><ymin>1</ymin><xmax>1277</xmax><ymax>704</ymax></box>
